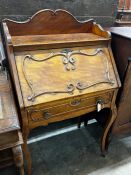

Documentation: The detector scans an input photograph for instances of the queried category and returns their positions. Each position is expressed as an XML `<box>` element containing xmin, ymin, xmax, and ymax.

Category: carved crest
<box><xmin>3</xmin><ymin>9</ymin><xmax>110</xmax><ymax>38</ymax></box>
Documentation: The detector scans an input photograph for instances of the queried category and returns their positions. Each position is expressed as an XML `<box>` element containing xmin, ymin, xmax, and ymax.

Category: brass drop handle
<box><xmin>70</xmin><ymin>99</ymin><xmax>81</xmax><ymax>106</ymax></box>
<box><xmin>96</xmin><ymin>99</ymin><xmax>104</xmax><ymax>112</ymax></box>
<box><xmin>42</xmin><ymin>111</ymin><xmax>52</xmax><ymax>119</ymax></box>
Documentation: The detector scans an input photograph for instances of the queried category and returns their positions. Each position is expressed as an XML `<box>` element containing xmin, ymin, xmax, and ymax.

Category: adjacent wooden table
<box><xmin>110</xmin><ymin>27</ymin><xmax>131</xmax><ymax>135</ymax></box>
<box><xmin>0</xmin><ymin>68</ymin><xmax>24</xmax><ymax>174</ymax></box>
<box><xmin>2</xmin><ymin>9</ymin><xmax>120</xmax><ymax>175</ymax></box>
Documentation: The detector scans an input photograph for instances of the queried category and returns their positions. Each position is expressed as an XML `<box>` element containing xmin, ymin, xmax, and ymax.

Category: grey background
<box><xmin>0</xmin><ymin>0</ymin><xmax>119</xmax><ymax>27</ymax></box>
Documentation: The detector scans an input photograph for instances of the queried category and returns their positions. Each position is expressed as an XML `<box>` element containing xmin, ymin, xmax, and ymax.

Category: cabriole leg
<box><xmin>101</xmin><ymin>105</ymin><xmax>117</xmax><ymax>156</ymax></box>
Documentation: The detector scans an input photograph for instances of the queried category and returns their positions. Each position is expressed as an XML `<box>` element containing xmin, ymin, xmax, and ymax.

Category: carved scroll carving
<box><xmin>22</xmin><ymin>48</ymin><xmax>114</xmax><ymax>102</ymax></box>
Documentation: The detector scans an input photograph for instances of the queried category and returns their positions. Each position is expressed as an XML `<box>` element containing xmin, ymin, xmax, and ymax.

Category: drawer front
<box><xmin>28</xmin><ymin>92</ymin><xmax>113</xmax><ymax>123</ymax></box>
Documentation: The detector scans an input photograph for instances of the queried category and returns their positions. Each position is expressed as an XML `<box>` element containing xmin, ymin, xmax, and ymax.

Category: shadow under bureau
<box><xmin>2</xmin><ymin>9</ymin><xmax>120</xmax><ymax>175</ymax></box>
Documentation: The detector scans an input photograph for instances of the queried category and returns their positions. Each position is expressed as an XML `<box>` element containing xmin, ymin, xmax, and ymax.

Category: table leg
<box><xmin>12</xmin><ymin>145</ymin><xmax>24</xmax><ymax>175</ymax></box>
<box><xmin>101</xmin><ymin>105</ymin><xmax>117</xmax><ymax>156</ymax></box>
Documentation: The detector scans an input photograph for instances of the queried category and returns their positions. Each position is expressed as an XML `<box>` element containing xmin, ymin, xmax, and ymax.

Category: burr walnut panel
<box><xmin>15</xmin><ymin>46</ymin><xmax>117</xmax><ymax>107</ymax></box>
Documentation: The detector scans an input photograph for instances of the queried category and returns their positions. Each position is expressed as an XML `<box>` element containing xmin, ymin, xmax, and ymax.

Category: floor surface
<box><xmin>1</xmin><ymin>121</ymin><xmax>131</xmax><ymax>175</ymax></box>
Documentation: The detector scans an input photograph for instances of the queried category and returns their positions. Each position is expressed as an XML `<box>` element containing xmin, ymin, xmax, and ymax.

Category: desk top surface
<box><xmin>0</xmin><ymin>36</ymin><xmax>19</xmax><ymax>134</ymax></box>
<box><xmin>0</xmin><ymin>71</ymin><xmax>20</xmax><ymax>134</ymax></box>
<box><xmin>110</xmin><ymin>27</ymin><xmax>131</xmax><ymax>39</ymax></box>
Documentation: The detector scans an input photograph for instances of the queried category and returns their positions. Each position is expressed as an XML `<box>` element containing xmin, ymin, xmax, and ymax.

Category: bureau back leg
<box><xmin>22</xmin><ymin>129</ymin><xmax>32</xmax><ymax>175</ymax></box>
<box><xmin>12</xmin><ymin>145</ymin><xmax>24</xmax><ymax>175</ymax></box>
<box><xmin>21</xmin><ymin>110</ymin><xmax>32</xmax><ymax>175</ymax></box>
<box><xmin>77</xmin><ymin>113</ymin><xmax>95</xmax><ymax>128</ymax></box>
<box><xmin>101</xmin><ymin>105</ymin><xmax>117</xmax><ymax>156</ymax></box>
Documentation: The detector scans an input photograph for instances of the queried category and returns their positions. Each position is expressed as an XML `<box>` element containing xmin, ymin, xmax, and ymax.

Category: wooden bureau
<box><xmin>110</xmin><ymin>27</ymin><xmax>131</xmax><ymax>135</ymax></box>
<box><xmin>2</xmin><ymin>9</ymin><xmax>120</xmax><ymax>175</ymax></box>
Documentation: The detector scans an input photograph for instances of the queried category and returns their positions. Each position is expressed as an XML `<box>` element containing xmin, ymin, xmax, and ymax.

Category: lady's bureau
<box><xmin>2</xmin><ymin>9</ymin><xmax>120</xmax><ymax>175</ymax></box>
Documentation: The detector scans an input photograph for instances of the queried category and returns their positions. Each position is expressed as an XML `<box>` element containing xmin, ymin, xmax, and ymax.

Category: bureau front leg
<box><xmin>22</xmin><ymin>128</ymin><xmax>32</xmax><ymax>175</ymax></box>
<box><xmin>101</xmin><ymin>105</ymin><xmax>117</xmax><ymax>156</ymax></box>
<box><xmin>21</xmin><ymin>110</ymin><xmax>32</xmax><ymax>175</ymax></box>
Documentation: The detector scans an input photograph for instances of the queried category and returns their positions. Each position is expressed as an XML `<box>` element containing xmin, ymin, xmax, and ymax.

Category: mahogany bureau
<box><xmin>110</xmin><ymin>27</ymin><xmax>131</xmax><ymax>135</ymax></box>
<box><xmin>2</xmin><ymin>9</ymin><xmax>120</xmax><ymax>175</ymax></box>
<box><xmin>0</xmin><ymin>54</ymin><xmax>24</xmax><ymax>174</ymax></box>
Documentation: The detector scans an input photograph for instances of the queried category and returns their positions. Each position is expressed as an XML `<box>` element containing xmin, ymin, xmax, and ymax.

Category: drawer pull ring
<box><xmin>70</xmin><ymin>99</ymin><xmax>81</xmax><ymax>106</ymax></box>
<box><xmin>96</xmin><ymin>99</ymin><xmax>104</xmax><ymax>112</ymax></box>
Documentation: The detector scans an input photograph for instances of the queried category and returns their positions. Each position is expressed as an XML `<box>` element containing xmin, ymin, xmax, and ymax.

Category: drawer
<box><xmin>0</xmin><ymin>131</ymin><xmax>22</xmax><ymax>150</ymax></box>
<box><xmin>28</xmin><ymin>92</ymin><xmax>113</xmax><ymax>122</ymax></box>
